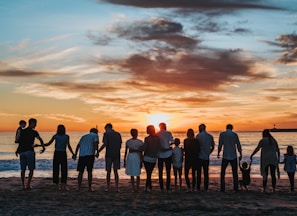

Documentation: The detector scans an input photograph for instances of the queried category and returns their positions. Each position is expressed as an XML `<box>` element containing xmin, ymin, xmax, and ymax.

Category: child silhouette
<box><xmin>239</xmin><ymin>159</ymin><xmax>252</xmax><ymax>191</ymax></box>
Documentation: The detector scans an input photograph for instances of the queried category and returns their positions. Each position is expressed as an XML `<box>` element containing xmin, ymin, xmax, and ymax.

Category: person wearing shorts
<box><xmin>73</xmin><ymin>128</ymin><xmax>99</xmax><ymax>192</ymax></box>
<box><xmin>18</xmin><ymin>118</ymin><xmax>45</xmax><ymax>190</ymax></box>
<box><xmin>99</xmin><ymin>123</ymin><xmax>122</xmax><ymax>192</ymax></box>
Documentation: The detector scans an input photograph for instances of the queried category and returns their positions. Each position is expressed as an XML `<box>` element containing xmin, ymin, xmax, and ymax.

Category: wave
<box><xmin>0</xmin><ymin>158</ymin><xmax>107</xmax><ymax>171</ymax></box>
<box><xmin>0</xmin><ymin>156</ymin><xmax>261</xmax><ymax>171</ymax></box>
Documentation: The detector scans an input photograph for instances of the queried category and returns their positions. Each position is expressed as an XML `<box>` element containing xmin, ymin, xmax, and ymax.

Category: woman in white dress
<box><xmin>124</xmin><ymin>129</ymin><xmax>143</xmax><ymax>192</ymax></box>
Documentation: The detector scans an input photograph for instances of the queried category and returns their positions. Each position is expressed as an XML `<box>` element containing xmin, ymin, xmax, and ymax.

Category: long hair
<box><xmin>57</xmin><ymin>124</ymin><xmax>66</xmax><ymax>135</ymax></box>
<box><xmin>187</xmin><ymin>128</ymin><xmax>195</xmax><ymax>139</ymax></box>
<box><xmin>262</xmin><ymin>129</ymin><xmax>276</xmax><ymax>145</ymax></box>
<box><xmin>286</xmin><ymin>145</ymin><xmax>294</xmax><ymax>155</ymax></box>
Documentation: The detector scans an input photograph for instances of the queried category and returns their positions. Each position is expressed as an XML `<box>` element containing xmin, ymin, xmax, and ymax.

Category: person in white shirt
<box><xmin>172</xmin><ymin>138</ymin><xmax>183</xmax><ymax>192</ymax></box>
<box><xmin>157</xmin><ymin>122</ymin><xmax>174</xmax><ymax>192</ymax></box>
<box><xmin>73</xmin><ymin>128</ymin><xmax>99</xmax><ymax>192</ymax></box>
<box><xmin>217</xmin><ymin>124</ymin><xmax>242</xmax><ymax>192</ymax></box>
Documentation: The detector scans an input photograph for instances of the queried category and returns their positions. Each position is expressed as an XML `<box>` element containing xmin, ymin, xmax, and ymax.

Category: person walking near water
<box><xmin>18</xmin><ymin>118</ymin><xmax>45</xmax><ymax>190</ymax></box>
<box><xmin>217</xmin><ymin>124</ymin><xmax>242</xmax><ymax>192</ymax></box>
<box><xmin>196</xmin><ymin>124</ymin><xmax>215</xmax><ymax>191</ymax></box>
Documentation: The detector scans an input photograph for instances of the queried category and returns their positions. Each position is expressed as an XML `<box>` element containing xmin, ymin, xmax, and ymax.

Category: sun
<box><xmin>146</xmin><ymin>113</ymin><xmax>171</xmax><ymax>130</ymax></box>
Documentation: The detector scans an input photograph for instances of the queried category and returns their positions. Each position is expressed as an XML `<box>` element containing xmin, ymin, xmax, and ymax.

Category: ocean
<box><xmin>1</xmin><ymin>131</ymin><xmax>296</xmax><ymax>179</ymax></box>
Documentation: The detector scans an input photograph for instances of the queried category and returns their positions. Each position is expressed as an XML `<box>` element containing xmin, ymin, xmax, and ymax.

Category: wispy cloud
<box><xmin>0</xmin><ymin>69</ymin><xmax>57</xmax><ymax>78</ymax></box>
<box><xmin>100</xmin><ymin>0</ymin><xmax>284</xmax><ymax>10</ymax></box>
<box><xmin>276</xmin><ymin>33</ymin><xmax>297</xmax><ymax>64</ymax></box>
<box><xmin>44</xmin><ymin>114</ymin><xmax>86</xmax><ymax>123</ymax></box>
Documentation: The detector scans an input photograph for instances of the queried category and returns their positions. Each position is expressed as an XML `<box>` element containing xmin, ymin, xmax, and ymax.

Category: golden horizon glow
<box><xmin>146</xmin><ymin>113</ymin><xmax>171</xmax><ymax>130</ymax></box>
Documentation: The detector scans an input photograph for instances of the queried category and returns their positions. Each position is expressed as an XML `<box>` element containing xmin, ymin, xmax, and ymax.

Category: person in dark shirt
<box><xmin>45</xmin><ymin>124</ymin><xmax>75</xmax><ymax>191</ymax></box>
<box><xmin>239</xmin><ymin>160</ymin><xmax>252</xmax><ymax>191</ymax></box>
<box><xmin>18</xmin><ymin>118</ymin><xmax>45</xmax><ymax>190</ymax></box>
<box><xmin>99</xmin><ymin>123</ymin><xmax>122</xmax><ymax>192</ymax></box>
<box><xmin>142</xmin><ymin>125</ymin><xmax>161</xmax><ymax>192</ymax></box>
<box><xmin>184</xmin><ymin>128</ymin><xmax>200</xmax><ymax>191</ymax></box>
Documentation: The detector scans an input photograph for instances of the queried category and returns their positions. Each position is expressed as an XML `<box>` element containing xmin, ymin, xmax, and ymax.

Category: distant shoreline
<box><xmin>269</xmin><ymin>128</ymin><xmax>297</xmax><ymax>132</ymax></box>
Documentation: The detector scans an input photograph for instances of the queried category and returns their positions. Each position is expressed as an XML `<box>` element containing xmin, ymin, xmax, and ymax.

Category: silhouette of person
<box><xmin>250</xmin><ymin>129</ymin><xmax>280</xmax><ymax>192</ymax></box>
<box><xmin>184</xmin><ymin>128</ymin><xmax>199</xmax><ymax>191</ymax></box>
<box><xmin>15</xmin><ymin>120</ymin><xmax>26</xmax><ymax>157</ymax></box>
<box><xmin>143</xmin><ymin>125</ymin><xmax>160</xmax><ymax>192</ymax></box>
<box><xmin>172</xmin><ymin>138</ymin><xmax>183</xmax><ymax>192</ymax></box>
<box><xmin>73</xmin><ymin>128</ymin><xmax>99</xmax><ymax>192</ymax></box>
<box><xmin>45</xmin><ymin>124</ymin><xmax>75</xmax><ymax>191</ymax></box>
<box><xmin>99</xmin><ymin>123</ymin><xmax>122</xmax><ymax>192</ymax></box>
<box><xmin>18</xmin><ymin>118</ymin><xmax>45</xmax><ymax>190</ymax></box>
<box><xmin>239</xmin><ymin>160</ymin><xmax>252</xmax><ymax>191</ymax></box>
<box><xmin>157</xmin><ymin>122</ymin><xmax>174</xmax><ymax>192</ymax></box>
<box><xmin>196</xmin><ymin>124</ymin><xmax>215</xmax><ymax>191</ymax></box>
<box><xmin>280</xmin><ymin>145</ymin><xmax>297</xmax><ymax>192</ymax></box>
<box><xmin>124</xmin><ymin>128</ymin><xmax>143</xmax><ymax>192</ymax></box>
<box><xmin>217</xmin><ymin>124</ymin><xmax>242</xmax><ymax>192</ymax></box>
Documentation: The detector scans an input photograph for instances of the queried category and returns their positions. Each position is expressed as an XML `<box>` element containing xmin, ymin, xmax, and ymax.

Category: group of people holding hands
<box><xmin>15</xmin><ymin>118</ymin><xmax>296</xmax><ymax>193</ymax></box>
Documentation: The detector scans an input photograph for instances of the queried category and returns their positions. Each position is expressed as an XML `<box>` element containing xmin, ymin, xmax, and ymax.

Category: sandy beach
<box><xmin>0</xmin><ymin>176</ymin><xmax>296</xmax><ymax>215</ymax></box>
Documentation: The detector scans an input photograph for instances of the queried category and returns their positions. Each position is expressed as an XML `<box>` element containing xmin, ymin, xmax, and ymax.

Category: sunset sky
<box><xmin>0</xmin><ymin>0</ymin><xmax>297</xmax><ymax>132</ymax></box>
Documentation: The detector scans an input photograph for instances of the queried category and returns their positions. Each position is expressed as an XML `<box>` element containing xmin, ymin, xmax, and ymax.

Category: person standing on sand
<box><xmin>196</xmin><ymin>124</ymin><xmax>215</xmax><ymax>191</ymax></box>
<box><xmin>45</xmin><ymin>124</ymin><xmax>75</xmax><ymax>191</ymax></box>
<box><xmin>124</xmin><ymin>128</ymin><xmax>143</xmax><ymax>192</ymax></box>
<box><xmin>280</xmin><ymin>145</ymin><xmax>296</xmax><ymax>192</ymax></box>
<box><xmin>157</xmin><ymin>122</ymin><xmax>174</xmax><ymax>192</ymax></box>
<box><xmin>73</xmin><ymin>128</ymin><xmax>99</xmax><ymax>192</ymax></box>
<box><xmin>250</xmin><ymin>129</ymin><xmax>280</xmax><ymax>192</ymax></box>
<box><xmin>18</xmin><ymin>118</ymin><xmax>45</xmax><ymax>190</ymax></box>
<box><xmin>172</xmin><ymin>138</ymin><xmax>183</xmax><ymax>192</ymax></box>
<box><xmin>239</xmin><ymin>160</ymin><xmax>252</xmax><ymax>191</ymax></box>
<box><xmin>217</xmin><ymin>124</ymin><xmax>242</xmax><ymax>192</ymax></box>
<box><xmin>98</xmin><ymin>123</ymin><xmax>122</xmax><ymax>192</ymax></box>
<box><xmin>143</xmin><ymin>125</ymin><xmax>161</xmax><ymax>192</ymax></box>
<box><xmin>184</xmin><ymin>128</ymin><xmax>199</xmax><ymax>191</ymax></box>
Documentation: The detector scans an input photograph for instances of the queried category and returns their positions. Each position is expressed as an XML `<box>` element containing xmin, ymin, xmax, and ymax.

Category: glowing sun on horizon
<box><xmin>146</xmin><ymin>113</ymin><xmax>171</xmax><ymax>129</ymax></box>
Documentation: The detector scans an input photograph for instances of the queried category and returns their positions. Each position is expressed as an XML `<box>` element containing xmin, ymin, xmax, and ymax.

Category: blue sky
<box><xmin>0</xmin><ymin>0</ymin><xmax>297</xmax><ymax>132</ymax></box>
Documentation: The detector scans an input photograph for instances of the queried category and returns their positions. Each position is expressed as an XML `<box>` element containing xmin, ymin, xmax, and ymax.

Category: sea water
<box><xmin>0</xmin><ymin>131</ymin><xmax>296</xmax><ymax>179</ymax></box>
